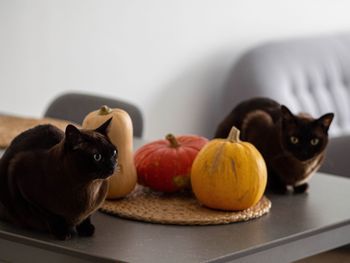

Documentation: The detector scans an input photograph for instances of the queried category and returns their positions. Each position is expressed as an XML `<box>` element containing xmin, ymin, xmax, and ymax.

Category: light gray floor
<box><xmin>295</xmin><ymin>245</ymin><xmax>350</xmax><ymax>263</ymax></box>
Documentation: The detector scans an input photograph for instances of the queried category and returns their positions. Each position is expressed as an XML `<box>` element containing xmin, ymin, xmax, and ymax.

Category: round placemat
<box><xmin>0</xmin><ymin>115</ymin><xmax>75</xmax><ymax>148</ymax></box>
<box><xmin>101</xmin><ymin>185</ymin><xmax>271</xmax><ymax>225</ymax></box>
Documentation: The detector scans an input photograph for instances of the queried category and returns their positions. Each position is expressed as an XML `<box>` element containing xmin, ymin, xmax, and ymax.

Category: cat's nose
<box><xmin>111</xmin><ymin>156</ymin><xmax>117</xmax><ymax>163</ymax></box>
<box><xmin>107</xmin><ymin>161</ymin><xmax>117</xmax><ymax>174</ymax></box>
<box><xmin>107</xmin><ymin>165</ymin><xmax>115</xmax><ymax>174</ymax></box>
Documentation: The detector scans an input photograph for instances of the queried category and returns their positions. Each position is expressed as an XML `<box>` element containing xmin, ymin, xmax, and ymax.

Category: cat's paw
<box><xmin>267</xmin><ymin>173</ymin><xmax>289</xmax><ymax>195</ymax></box>
<box><xmin>76</xmin><ymin>221</ymin><xmax>95</xmax><ymax>237</ymax></box>
<box><xmin>49</xmin><ymin>222</ymin><xmax>74</xmax><ymax>240</ymax></box>
<box><xmin>293</xmin><ymin>183</ymin><xmax>309</xmax><ymax>194</ymax></box>
<box><xmin>52</xmin><ymin>229</ymin><xmax>73</xmax><ymax>240</ymax></box>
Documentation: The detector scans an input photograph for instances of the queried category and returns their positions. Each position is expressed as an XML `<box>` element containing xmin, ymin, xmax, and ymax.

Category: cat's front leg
<box><xmin>267</xmin><ymin>170</ymin><xmax>288</xmax><ymax>194</ymax></box>
<box><xmin>76</xmin><ymin>216</ymin><xmax>95</xmax><ymax>237</ymax></box>
<box><xmin>48</xmin><ymin>217</ymin><xmax>74</xmax><ymax>240</ymax></box>
<box><xmin>293</xmin><ymin>183</ymin><xmax>309</xmax><ymax>194</ymax></box>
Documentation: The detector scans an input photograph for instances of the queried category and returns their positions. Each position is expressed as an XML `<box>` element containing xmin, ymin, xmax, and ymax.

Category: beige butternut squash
<box><xmin>82</xmin><ymin>105</ymin><xmax>137</xmax><ymax>199</ymax></box>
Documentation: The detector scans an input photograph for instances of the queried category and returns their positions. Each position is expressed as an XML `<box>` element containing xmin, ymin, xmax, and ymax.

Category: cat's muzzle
<box><xmin>100</xmin><ymin>161</ymin><xmax>118</xmax><ymax>179</ymax></box>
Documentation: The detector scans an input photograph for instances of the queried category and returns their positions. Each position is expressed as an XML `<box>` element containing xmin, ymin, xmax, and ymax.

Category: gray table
<box><xmin>1</xmin><ymin>140</ymin><xmax>350</xmax><ymax>262</ymax></box>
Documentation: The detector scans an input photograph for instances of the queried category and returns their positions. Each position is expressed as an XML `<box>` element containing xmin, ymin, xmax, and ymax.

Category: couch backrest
<box><xmin>222</xmin><ymin>34</ymin><xmax>350</xmax><ymax>137</ymax></box>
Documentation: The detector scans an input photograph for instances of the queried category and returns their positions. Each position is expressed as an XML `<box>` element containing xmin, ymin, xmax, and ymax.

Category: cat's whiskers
<box><xmin>115</xmin><ymin>164</ymin><xmax>121</xmax><ymax>174</ymax></box>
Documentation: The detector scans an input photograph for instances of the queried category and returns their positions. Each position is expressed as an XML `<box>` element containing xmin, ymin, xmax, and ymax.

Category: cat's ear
<box><xmin>95</xmin><ymin>117</ymin><xmax>112</xmax><ymax>136</ymax></box>
<box><xmin>65</xmin><ymin>124</ymin><xmax>82</xmax><ymax>147</ymax></box>
<box><xmin>317</xmin><ymin>113</ymin><xmax>334</xmax><ymax>131</ymax></box>
<box><xmin>280</xmin><ymin>105</ymin><xmax>295</xmax><ymax>122</ymax></box>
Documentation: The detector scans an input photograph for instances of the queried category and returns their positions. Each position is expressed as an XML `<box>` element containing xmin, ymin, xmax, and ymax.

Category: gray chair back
<box><xmin>44</xmin><ymin>92</ymin><xmax>143</xmax><ymax>137</ymax></box>
<box><xmin>221</xmin><ymin>34</ymin><xmax>350</xmax><ymax>137</ymax></box>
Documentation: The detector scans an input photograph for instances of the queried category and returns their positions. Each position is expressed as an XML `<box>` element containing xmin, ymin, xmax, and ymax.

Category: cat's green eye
<box><xmin>290</xmin><ymin>136</ymin><xmax>299</xmax><ymax>144</ymax></box>
<box><xmin>310</xmin><ymin>138</ymin><xmax>319</xmax><ymax>146</ymax></box>
<box><xmin>94</xmin><ymin>153</ymin><xmax>102</xmax><ymax>162</ymax></box>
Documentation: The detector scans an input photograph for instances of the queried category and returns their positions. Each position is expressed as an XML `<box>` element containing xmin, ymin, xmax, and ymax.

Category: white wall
<box><xmin>1</xmin><ymin>0</ymin><xmax>350</xmax><ymax>139</ymax></box>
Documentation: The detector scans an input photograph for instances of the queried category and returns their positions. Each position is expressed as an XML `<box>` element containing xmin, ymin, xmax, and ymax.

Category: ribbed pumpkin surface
<box><xmin>135</xmin><ymin>134</ymin><xmax>208</xmax><ymax>192</ymax></box>
<box><xmin>191</xmin><ymin>127</ymin><xmax>267</xmax><ymax>211</ymax></box>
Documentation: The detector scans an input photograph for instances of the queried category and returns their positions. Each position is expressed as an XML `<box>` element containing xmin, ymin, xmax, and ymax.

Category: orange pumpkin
<box><xmin>191</xmin><ymin>127</ymin><xmax>267</xmax><ymax>211</ymax></box>
<box><xmin>135</xmin><ymin>134</ymin><xmax>208</xmax><ymax>192</ymax></box>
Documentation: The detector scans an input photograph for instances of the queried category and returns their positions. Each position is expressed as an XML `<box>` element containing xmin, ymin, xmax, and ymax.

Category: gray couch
<box><xmin>220</xmin><ymin>33</ymin><xmax>350</xmax><ymax>177</ymax></box>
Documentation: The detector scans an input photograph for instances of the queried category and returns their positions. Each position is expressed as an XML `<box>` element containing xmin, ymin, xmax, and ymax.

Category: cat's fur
<box><xmin>214</xmin><ymin>97</ymin><xmax>334</xmax><ymax>194</ymax></box>
<box><xmin>0</xmin><ymin>118</ymin><xmax>117</xmax><ymax>240</ymax></box>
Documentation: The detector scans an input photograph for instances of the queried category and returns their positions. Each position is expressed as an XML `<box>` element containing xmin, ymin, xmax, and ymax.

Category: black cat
<box><xmin>215</xmin><ymin>97</ymin><xmax>334</xmax><ymax>194</ymax></box>
<box><xmin>0</xmin><ymin>118</ymin><xmax>117</xmax><ymax>240</ymax></box>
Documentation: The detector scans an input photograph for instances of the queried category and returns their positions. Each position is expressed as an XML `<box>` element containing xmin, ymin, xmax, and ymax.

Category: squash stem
<box><xmin>228</xmin><ymin>126</ymin><xmax>241</xmax><ymax>142</ymax></box>
<box><xmin>99</xmin><ymin>105</ymin><xmax>112</xmax><ymax>115</ymax></box>
<box><xmin>166</xmin><ymin>134</ymin><xmax>180</xmax><ymax>148</ymax></box>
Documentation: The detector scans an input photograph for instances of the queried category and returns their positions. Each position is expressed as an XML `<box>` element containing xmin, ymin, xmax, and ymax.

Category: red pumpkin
<box><xmin>134</xmin><ymin>134</ymin><xmax>208</xmax><ymax>192</ymax></box>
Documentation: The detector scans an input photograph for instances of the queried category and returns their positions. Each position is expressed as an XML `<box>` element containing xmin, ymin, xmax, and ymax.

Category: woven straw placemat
<box><xmin>101</xmin><ymin>185</ymin><xmax>271</xmax><ymax>225</ymax></box>
<box><xmin>0</xmin><ymin>115</ymin><xmax>74</xmax><ymax>148</ymax></box>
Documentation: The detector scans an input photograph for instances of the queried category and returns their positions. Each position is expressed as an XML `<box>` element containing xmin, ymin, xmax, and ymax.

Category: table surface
<box><xmin>1</xmin><ymin>139</ymin><xmax>350</xmax><ymax>262</ymax></box>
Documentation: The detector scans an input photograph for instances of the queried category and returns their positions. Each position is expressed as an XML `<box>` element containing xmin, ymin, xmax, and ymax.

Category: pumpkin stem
<box><xmin>98</xmin><ymin>105</ymin><xmax>113</xmax><ymax>115</ymax></box>
<box><xmin>166</xmin><ymin>134</ymin><xmax>180</xmax><ymax>148</ymax></box>
<box><xmin>227</xmin><ymin>126</ymin><xmax>241</xmax><ymax>142</ymax></box>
